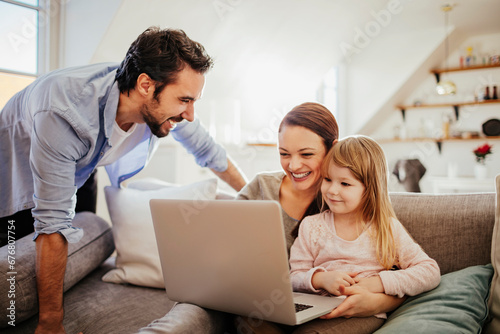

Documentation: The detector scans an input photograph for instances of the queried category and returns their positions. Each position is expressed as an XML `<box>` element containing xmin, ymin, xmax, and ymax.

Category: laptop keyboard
<box><xmin>295</xmin><ymin>303</ymin><xmax>313</xmax><ymax>313</ymax></box>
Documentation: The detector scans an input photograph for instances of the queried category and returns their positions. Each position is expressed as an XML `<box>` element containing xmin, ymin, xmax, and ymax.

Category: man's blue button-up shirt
<box><xmin>0</xmin><ymin>63</ymin><xmax>227</xmax><ymax>242</ymax></box>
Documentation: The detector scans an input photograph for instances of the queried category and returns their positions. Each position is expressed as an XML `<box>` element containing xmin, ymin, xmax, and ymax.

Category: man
<box><xmin>0</xmin><ymin>26</ymin><xmax>246</xmax><ymax>333</ymax></box>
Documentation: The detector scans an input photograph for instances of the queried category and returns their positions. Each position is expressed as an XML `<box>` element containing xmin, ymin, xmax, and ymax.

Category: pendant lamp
<box><xmin>436</xmin><ymin>4</ymin><xmax>456</xmax><ymax>95</ymax></box>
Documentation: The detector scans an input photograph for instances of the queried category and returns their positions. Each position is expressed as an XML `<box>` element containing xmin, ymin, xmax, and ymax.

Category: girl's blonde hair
<box><xmin>321</xmin><ymin>135</ymin><xmax>398</xmax><ymax>269</ymax></box>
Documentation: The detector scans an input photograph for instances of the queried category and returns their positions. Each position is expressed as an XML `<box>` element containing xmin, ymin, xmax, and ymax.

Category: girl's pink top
<box><xmin>290</xmin><ymin>211</ymin><xmax>441</xmax><ymax>299</ymax></box>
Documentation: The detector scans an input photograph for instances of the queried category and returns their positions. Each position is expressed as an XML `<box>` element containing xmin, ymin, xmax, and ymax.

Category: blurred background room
<box><xmin>1</xmin><ymin>0</ymin><xmax>499</xmax><ymax>221</ymax></box>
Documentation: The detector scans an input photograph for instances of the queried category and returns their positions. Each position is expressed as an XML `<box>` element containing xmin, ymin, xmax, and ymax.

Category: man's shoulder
<box><xmin>32</xmin><ymin>62</ymin><xmax>120</xmax><ymax>112</ymax></box>
<box><xmin>40</xmin><ymin>62</ymin><xmax>119</xmax><ymax>82</ymax></box>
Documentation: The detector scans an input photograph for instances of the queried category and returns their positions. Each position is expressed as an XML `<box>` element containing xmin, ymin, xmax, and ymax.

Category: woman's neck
<box><xmin>279</xmin><ymin>176</ymin><xmax>318</xmax><ymax>220</ymax></box>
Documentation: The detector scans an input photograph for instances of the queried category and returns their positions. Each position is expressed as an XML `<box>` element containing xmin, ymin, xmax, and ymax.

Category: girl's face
<box><xmin>278</xmin><ymin>125</ymin><xmax>326</xmax><ymax>192</ymax></box>
<box><xmin>321</xmin><ymin>162</ymin><xmax>366</xmax><ymax>219</ymax></box>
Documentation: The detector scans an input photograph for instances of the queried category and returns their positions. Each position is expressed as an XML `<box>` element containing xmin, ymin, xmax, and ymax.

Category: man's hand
<box><xmin>35</xmin><ymin>233</ymin><xmax>68</xmax><ymax>334</ymax></box>
<box><xmin>312</xmin><ymin>271</ymin><xmax>357</xmax><ymax>296</ymax></box>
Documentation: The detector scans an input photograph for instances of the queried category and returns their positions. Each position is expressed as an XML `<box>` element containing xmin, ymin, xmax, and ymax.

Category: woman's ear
<box><xmin>332</xmin><ymin>139</ymin><xmax>339</xmax><ymax>145</ymax></box>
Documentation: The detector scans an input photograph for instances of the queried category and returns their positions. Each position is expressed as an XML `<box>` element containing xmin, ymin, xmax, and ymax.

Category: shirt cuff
<box><xmin>378</xmin><ymin>270</ymin><xmax>402</xmax><ymax>298</ymax></box>
<box><xmin>306</xmin><ymin>267</ymin><xmax>327</xmax><ymax>293</ymax></box>
<box><xmin>33</xmin><ymin>221</ymin><xmax>84</xmax><ymax>243</ymax></box>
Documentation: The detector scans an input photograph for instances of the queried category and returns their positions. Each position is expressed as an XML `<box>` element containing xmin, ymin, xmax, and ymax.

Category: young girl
<box><xmin>289</xmin><ymin>135</ymin><xmax>440</xmax><ymax>331</ymax></box>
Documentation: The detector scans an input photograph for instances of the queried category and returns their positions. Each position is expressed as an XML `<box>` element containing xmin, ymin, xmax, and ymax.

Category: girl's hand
<box><xmin>312</xmin><ymin>271</ymin><xmax>357</xmax><ymax>295</ymax></box>
<box><xmin>353</xmin><ymin>275</ymin><xmax>385</xmax><ymax>293</ymax></box>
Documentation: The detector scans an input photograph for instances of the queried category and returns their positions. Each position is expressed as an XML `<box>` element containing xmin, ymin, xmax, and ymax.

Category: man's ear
<box><xmin>136</xmin><ymin>73</ymin><xmax>154</xmax><ymax>97</ymax></box>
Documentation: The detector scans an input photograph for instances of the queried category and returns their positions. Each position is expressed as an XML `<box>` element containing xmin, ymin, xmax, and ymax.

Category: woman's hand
<box><xmin>312</xmin><ymin>271</ymin><xmax>357</xmax><ymax>295</ymax></box>
<box><xmin>353</xmin><ymin>275</ymin><xmax>385</xmax><ymax>294</ymax></box>
<box><xmin>320</xmin><ymin>284</ymin><xmax>406</xmax><ymax>319</ymax></box>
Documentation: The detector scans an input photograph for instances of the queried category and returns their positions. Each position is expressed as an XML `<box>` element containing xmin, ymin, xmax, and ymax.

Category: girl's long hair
<box><xmin>321</xmin><ymin>135</ymin><xmax>398</xmax><ymax>269</ymax></box>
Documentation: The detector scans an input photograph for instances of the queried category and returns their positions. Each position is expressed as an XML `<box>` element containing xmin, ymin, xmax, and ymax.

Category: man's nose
<box><xmin>182</xmin><ymin>104</ymin><xmax>195</xmax><ymax>122</ymax></box>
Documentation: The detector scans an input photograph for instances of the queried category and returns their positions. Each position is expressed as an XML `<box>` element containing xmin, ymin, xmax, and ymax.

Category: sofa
<box><xmin>1</xmin><ymin>175</ymin><xmax>499</xmax><ymax>334</ymax></box>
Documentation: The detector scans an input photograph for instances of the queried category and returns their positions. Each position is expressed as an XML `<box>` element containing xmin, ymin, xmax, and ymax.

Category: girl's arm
<box><xmin>312</xmin><ymin>271</ymin><xmax>357</xmax><ymax>296</ymax></box>
<box><xmin>289</xmin><ymin>218</ymin><xmax>326</xmax><ymax>293</ymax></box>
<box><xmin>378</xmin><ymin>220</ymin><xmax>441</xmax><ymax>298</ymax></box>
<box><xmin>290</xmin><ymin>216</ymin><xmax>357</xmax><ymax>295</ymax></box>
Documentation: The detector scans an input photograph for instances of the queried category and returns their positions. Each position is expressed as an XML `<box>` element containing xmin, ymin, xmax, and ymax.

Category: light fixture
<box><xmin>436</xmin><ymin>4</ymin><xmax>456</xmax><ymax>95</ymax></box>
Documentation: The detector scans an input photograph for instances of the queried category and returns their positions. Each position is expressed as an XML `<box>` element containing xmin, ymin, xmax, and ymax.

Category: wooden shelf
<box><xmin>390</xmin><ymin>62</ymin><xmax>500</xmax><ymax>154</ymax></box>
<box><xmin>246</xmin><ymin>143</ymin><xmax>276</xmax><ymax>147</ymax></box>
<box><xmin>377</xmin><ymin>136</ymin><xmax>500</xmax><ymax>143</ymax></box>
<box><xmin>376</xmin><ymin>136</ymin><xmax>500</xmax><ymax>153</ymax></box>
<box><xmin>431</xmin><ymin>63</ymin><xmax>500</xmax><ymax>74</ymax></box>
<box><xmin>430</xmin><ymin>63</ymin><xmax>500</xmax><ymax>82</ymax></box>
<box><xmin>396</xmin><ymin>99</ymin><xmax>500</xmax><ymax>121</ymax></box>
<box><xmin>396</xmin><ymin>99</ymin><xmax>500</xmax><ymax>110</ymax></box>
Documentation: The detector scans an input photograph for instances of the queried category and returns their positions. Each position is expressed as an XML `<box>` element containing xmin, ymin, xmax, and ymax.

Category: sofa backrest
<box><xmin>389</xmin><ymin>192</ymin><xmax>496</xmax><ymax>275</ymax></box>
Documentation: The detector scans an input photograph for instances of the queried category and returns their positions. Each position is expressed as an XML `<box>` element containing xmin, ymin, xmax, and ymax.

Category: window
<box><xmin>317</xmin><ymin>66</ymin><xmax>339</xmax><ymax>119</ymax></box>
<box><xmin>0</xmin><ymin>0</ymin><xmax>43</xmax><ymax>108</ymax></box>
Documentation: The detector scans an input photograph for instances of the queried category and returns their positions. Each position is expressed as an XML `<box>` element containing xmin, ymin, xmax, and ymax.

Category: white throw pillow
<box><xmin>102</xmin><ymin>178</ymin><xmax>218</xmax><ymax>288</ymax></box>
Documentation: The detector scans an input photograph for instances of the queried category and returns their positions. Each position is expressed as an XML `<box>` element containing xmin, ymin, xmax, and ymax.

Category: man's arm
<box><xmin>171</xmin><ymin>120</ymin><xmax>247</xmax><ymax>191</ymax></box>
<box><xmin>210</xmin><ymin>157</ymin><xmax>247</xmax><ymax>191</ymax></box>
<box><xmin>35</xmin><ymin>233</ymin><xmax>68</xmax><ymax>334</ymax></box>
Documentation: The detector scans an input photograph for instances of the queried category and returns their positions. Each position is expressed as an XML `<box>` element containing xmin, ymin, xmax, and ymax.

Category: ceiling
<box><xmin>95</xmin><ymin>0</ymin><xmax>500</xmax><ymax>65</ymax></box>
<box><xmin>90</xmin><ymin>0</ymin><xmax>500</xmax><ymax>134</ymax></box>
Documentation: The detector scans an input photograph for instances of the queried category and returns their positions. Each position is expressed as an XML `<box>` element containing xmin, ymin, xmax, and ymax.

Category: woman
<box><xmin>138</xmin><ymin>102</ymin><xmax>404</xmax><ymax>334</ymax></box>
<box><xmin>236</xmin><ymin>102</ymin><xmax>338</xmax><ymax>252</ymax></box>
<box><xmin>235</xmin><ymin>103</ymin><xmax>405</xmax><ymax>333</ymax></box>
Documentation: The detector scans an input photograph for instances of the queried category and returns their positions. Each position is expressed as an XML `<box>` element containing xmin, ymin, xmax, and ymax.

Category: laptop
<box><xmin>149</xmin><ymin>199</ymin><xmax>343</xmax><ymax>326</ymax></box>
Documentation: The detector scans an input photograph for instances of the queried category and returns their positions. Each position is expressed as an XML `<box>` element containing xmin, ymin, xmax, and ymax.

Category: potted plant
<box><xmin>473</xmin><ymin>143</ymin><xmax>493</xmax><ymax>179</ymax></box>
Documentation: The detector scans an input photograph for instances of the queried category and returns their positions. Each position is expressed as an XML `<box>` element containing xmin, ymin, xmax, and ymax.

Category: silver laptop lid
<box><xmin>149</xmin><ymin>199</ymin><xmax>298</xmax><ymax>325</ymax></box>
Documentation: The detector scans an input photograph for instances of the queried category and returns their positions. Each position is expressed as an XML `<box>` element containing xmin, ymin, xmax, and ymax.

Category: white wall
<box><xmin>55</xmin><ymin>1</ymin><xmax>500</xmax><ymax>221</ymax></box>
<box><xmin>371</xmin><ymin>32</ymin><xmax>500</xmax><ymax>193</ymax></box>
<box><xmin>60</xmin><ymin>0</ymin><xmax>122</xmax><ymax>68</ymax></box>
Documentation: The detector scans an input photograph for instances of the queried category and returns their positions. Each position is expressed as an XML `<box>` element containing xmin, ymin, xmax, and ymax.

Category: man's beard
<box><xmin>140</xmin><ymin>104</ymin><xmax>183</xmax><ymax>138</ymax></box>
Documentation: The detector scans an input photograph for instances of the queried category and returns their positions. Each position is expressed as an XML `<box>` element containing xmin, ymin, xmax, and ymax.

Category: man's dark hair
<box><xmin>115</xmin><ymin>26</ymin><xmax>213</xmax><ymax>99</ymax></box>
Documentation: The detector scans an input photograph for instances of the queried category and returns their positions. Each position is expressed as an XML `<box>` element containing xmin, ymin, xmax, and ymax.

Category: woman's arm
<box><xmin>320</xmin><ymin>285</ymin><xmax>406</xmax><ymax>319</ymax></box>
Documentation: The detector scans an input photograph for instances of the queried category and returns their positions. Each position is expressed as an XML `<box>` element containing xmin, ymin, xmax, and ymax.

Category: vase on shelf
<box><xmin>474</xmin><ymin>163</ymin><xmax>488</xmax><ymax>180</ymax></box>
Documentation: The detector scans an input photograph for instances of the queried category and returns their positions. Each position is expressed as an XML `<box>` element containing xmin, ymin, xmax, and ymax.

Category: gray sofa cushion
<box><xmin>0</xmin><ymin>212</ymin><xmax>115</xmax><ymax>328</ymax></box>
<box><xmin>389</xmin><ymin>192</ymin><xmax>496</xmax><ymax>274</ymax></box>
<box><xmin>3</xmin><ymin>257</ymin><xmax>175</xmax><ymax>334</ymax></box>
<box><xmin>375</xmin><ymin>264</ymin><xmax>493</xmax><ymax>334</ymax></box>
